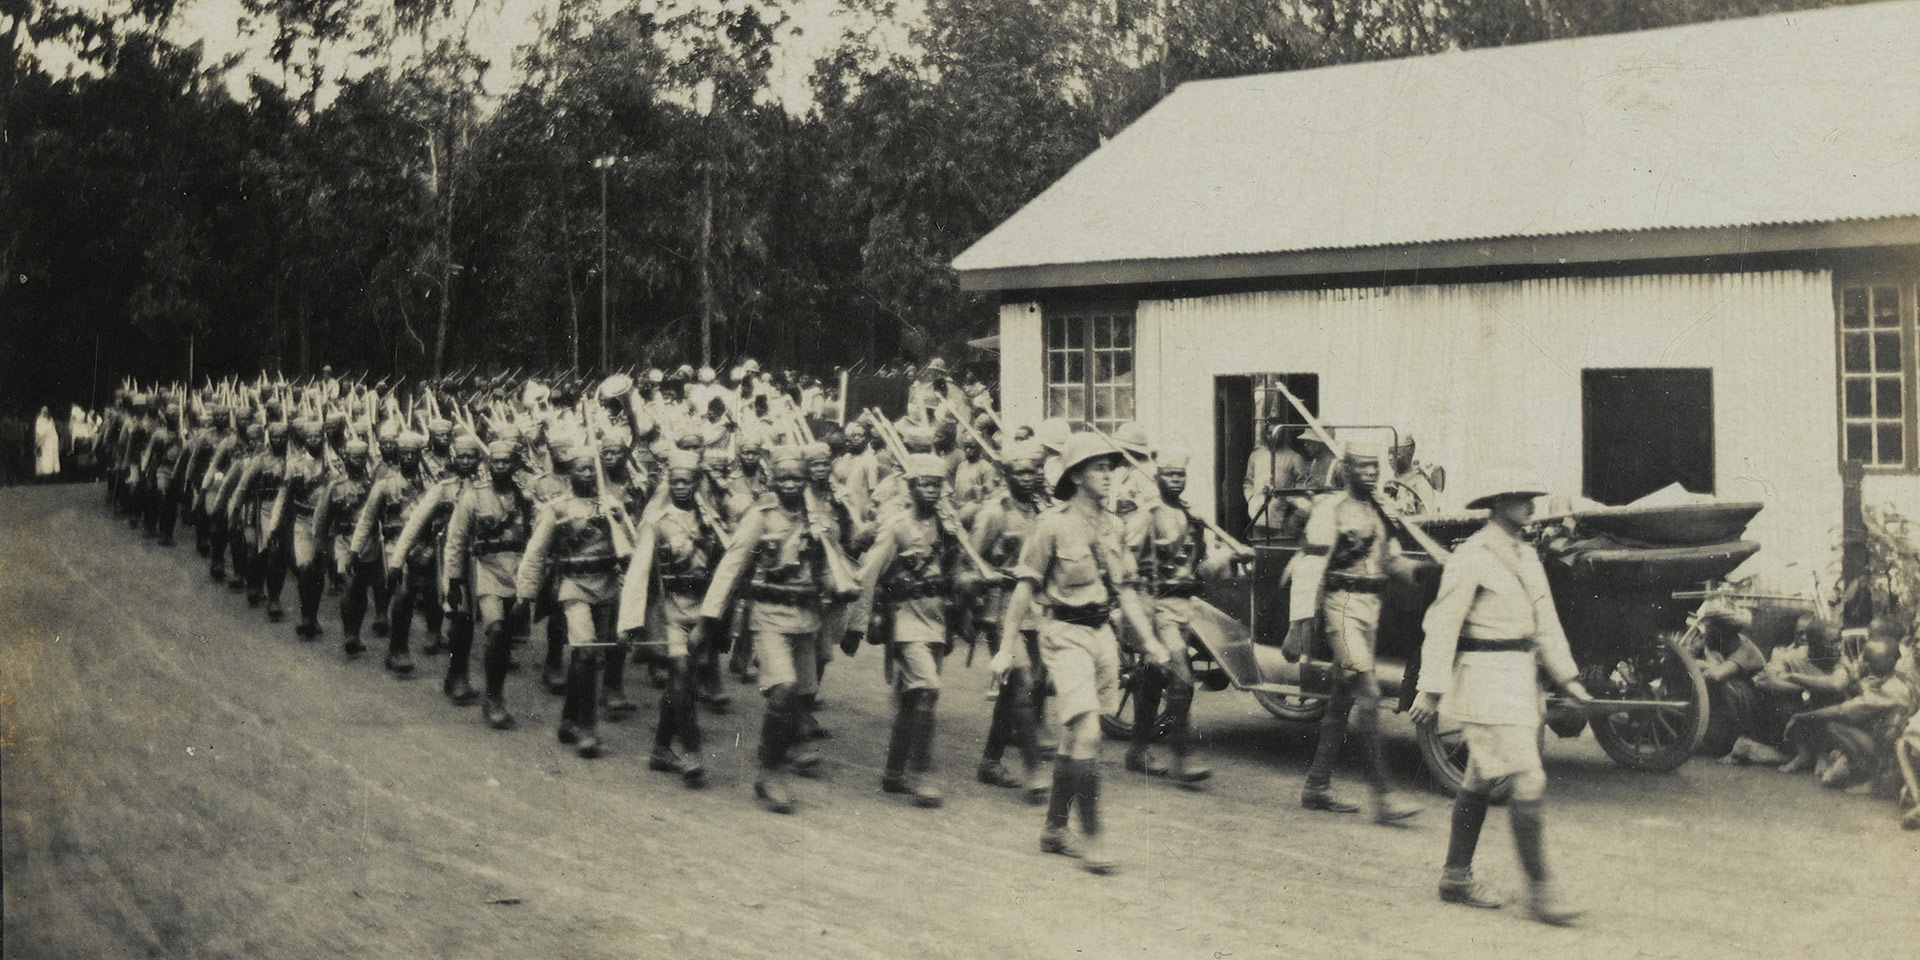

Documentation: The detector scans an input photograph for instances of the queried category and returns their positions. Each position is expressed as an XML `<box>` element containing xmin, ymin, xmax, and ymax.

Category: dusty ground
<box><xmin>3</xmin><ymin>483</ymin><xmax>1915</xmax><ymax>960</ymax></box>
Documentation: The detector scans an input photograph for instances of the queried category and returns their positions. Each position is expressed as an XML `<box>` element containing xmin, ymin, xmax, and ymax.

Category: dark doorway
<box><xmin>1214</xmin><ymin>373</ymin><xmax>1319</xmax><ymax>534</ymax></box>
<box><xmin>1582</xmin><ymin>368</ymin><xmax>1714</xmax><ymax>505</ymax></box>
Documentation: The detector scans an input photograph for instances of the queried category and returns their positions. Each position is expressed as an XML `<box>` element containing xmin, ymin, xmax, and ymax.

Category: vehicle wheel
<box><xmin>1589</xmin><ymin>632</ymin><xmax>1710</xmax><ymax>772</ymax></box>
<box><xmin>1252</xmin><ymin>689</ymin><xmax>1328</xmax><ymax>723</ymax></box>
<box><xmin>1416</xmin><ymin>719</ymin><xmax>1544</xmax><ymax>799</ymax></box>
<box><xmin>1415</xmin><ymin>715</ymin><xmax>1469</xmax><ymax>796</ymax></box>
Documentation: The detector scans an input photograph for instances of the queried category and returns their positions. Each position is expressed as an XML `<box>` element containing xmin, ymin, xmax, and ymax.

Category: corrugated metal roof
<box><xmin>952</xmin><ymin>2</ymin><xmax>1920</xmax><ymax>277</ymax></box>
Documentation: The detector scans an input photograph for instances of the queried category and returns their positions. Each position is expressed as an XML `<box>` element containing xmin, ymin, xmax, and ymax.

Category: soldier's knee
<box><xmin>1511</xmin><ymin>770</ymin><xmax>1547</xmax><ymax>803</ymax></box>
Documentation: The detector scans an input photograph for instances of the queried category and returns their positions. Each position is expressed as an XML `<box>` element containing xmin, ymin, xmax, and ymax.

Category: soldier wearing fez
<box><xmin>693</xmin><ymin>447</ymin><xmax>860</xmax><ymax>814</ymax></box>
<box><xmin>515</xmin><ymin>448</ymin><xmax>634</xmax><ymax>759</ymax></box>
<box><xmin>1286</xmin><ymin>439</ymin><xmax>1423</xmax><ymax>824</ymax></box>
<box><xmin>618</xmin><ymin>449</ymin><xmax>727</xmax><ymax>788</ymax></box>
<box><xmin>443</xmin><ymin>439</ymin><xmax>536</xmax><ymax>730</ymax></box>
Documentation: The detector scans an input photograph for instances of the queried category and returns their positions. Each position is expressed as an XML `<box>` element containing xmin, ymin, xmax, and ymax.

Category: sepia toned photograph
<box><xmin>3</xmin><ymin>1</ymin><xmax>1916</xmax><ymax>957</ymax></box>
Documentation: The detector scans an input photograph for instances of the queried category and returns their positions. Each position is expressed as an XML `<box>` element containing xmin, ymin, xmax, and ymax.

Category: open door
<box><xmin>1214</xmin><ymin>375</ymin><xmax>1255</xmax><ymax>534</ymax></box>
<box><xmin>1582</xmin><ymin>368</ymin><xmax>1714</xmax><ymax>504</ymax></box>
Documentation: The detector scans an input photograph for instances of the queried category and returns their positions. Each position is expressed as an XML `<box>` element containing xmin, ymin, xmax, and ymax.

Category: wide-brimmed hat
<box><xmin>1464</xmin><ymin>468</ymin><xmax>1548</xmax><ymax>511</ymax></box>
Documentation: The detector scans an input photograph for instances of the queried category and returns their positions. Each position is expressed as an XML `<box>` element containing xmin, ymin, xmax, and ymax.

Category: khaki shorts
<box><xmin>1462</xmin><ymin>721</ymin><xmax>1544</xmax><ymax>781</ymax></box>
<box><xmin>1038</xmin><ymin>620</ymin><xmax>1121</xmax><ymax>723</ymax></box>
<box><xmin>755</xmin><ymin>631</ymin><xmax>820</xmax><ymax>695</ymax></box>
<box><xmin>892</xmin><ymin>641</ymin><xmax>944</xmax><ymax>693</ymax></box>
<box><xmin>292</xmin><ymin>518</ymin><xmax>318</xmax><ymax>568</ymax></box>
<box><xmin>1322</xmin><ymin>590</ymin><xmax>1381</xmax><ymax>675</ymax></box>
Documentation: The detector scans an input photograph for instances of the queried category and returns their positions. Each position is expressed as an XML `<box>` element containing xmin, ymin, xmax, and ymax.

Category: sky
<box><xmin>52</xmin><ymin>0</ymin><xmax>911</xmax><ymax>111</ymax></box>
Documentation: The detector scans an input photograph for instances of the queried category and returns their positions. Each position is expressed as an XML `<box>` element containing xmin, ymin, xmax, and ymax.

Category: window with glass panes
<box><xmin>1838</xmin><ymin>283</ymin><xmax>1916</xmax><ymax>470</ymax></box>
<box><xmin>1045</xmin><ymin>306</ymin><xmax>1135</xmax><ymax>434</ymax></box>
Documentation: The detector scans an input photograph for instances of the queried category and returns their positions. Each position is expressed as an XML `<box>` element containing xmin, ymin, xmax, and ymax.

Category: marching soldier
<box><xmin>350</xmin><ymin>431</ymin><xmax>431</xmax><ymax>675</ymax></box>
<box><xmin>228</xmin><ymin>421</ymin><xmax>292</xmax><ymax>621</ymax></box>
<box><xmin>617</xmin><ymin>449</ymin><xmax>725</xmax><ymax>786</ymax></box>
<box><xmin>972</xmin><ymin>441</ymin><xmax>1050</xmax><ymax>802</ymax></box>
<box><xmin>182</xmin><ymin>406</ymin><xmax>233</xmax><ymax>559</ymax></box>
<box><xmin>1123</xmin><ymin>443</ymin><xmax>1250</xmax><ymax>785</ymax></box>
<box><xmin>845</xmin><ymin>453</ymin><xmax>972</xmax><ymax>808</ymax></box>
<box><xmin>991</xmin><ymin>434</ymin><xmax>1165</xmax><ymax>875</ymax></box>
<box><xmin>389</xmin><ymin>434</ymin><xmax>483</xmax><ymax>695</ymax></box>
<box><xmin>315</xmin><ymin>438</ymin><xmax>379</xmax><ymax>657</ymax></box>
<box><xmin>692</xmin><ymin>446</ymin><xmax>861</xmax><ymax>814</ymax></box>
<box><xmin>443</xmin><ymin>439</ymin><xmax>537</xmax><ymax>729</ymax></box>
<box><xmin>266</xmin><ymin>418</ymin><xmax>331</xmax><ymax>638</ymax></box>
<box><xmin>201</xmin><ymin>409</ymin><xmax>251</xmax><ymax>585</ymax></box>
<box><xmin>1410</xmin><ymin>475</ymin><xmax>1591</xmax><ymax>926</ymax></box>
<box><xmin>1286</xmin><ymin>441</ymin><xmax>1422</xmax><ymax>824</ymax></box>
<box><xmin>140</xmin><ymin>407</ymin><xmax>186</xmax><ymax>546</ymax></box>
<box><xmin>515</xmin><ymin>448</ymin><xmax>634</xmax><ymax>759</ymax></box>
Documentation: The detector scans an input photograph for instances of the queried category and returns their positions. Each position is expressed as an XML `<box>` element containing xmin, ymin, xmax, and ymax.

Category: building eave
<box><xmin>957</xmin><ymin>217</ymin><xmax>1920</xmax><ymax>294</ymax></box>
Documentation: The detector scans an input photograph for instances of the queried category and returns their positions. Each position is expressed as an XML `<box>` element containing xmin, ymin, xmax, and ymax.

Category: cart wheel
<box><xmin>1101</xmin><ymin>647</ymin><xmax>1178</xmax><ymax>742</ymax></box>
<box><xmin>1589</xmin><ymin>632</ymin><xmax>1710</xmax><ymax>772</ymax></box>
<box><xmin>1251</xmin><ymin>690</ymin><xmax>1328</xmax><ymax>723</ymax></box>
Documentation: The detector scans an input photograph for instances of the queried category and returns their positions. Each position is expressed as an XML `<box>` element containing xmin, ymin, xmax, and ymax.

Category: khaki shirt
<box><xmin>1012</xmin><ymin>501</ymin><xmax>1139</xmax><ymax>611</ymax></box>
<box><xmin>1417</xmin><ymin>523</ymin><xmax>1578</xmax><ymax>725</ymax></box>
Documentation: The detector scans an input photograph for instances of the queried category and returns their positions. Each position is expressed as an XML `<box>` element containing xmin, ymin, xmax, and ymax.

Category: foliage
<box><xmin>0</xmin><ymin>0</ymin><xmax>1871</xmax><ymax>410</ymax></box>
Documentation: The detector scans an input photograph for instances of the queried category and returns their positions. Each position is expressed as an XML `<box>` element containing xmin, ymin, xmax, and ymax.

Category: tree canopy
<box><xmin>0</xmin><ymin>0</ymin><xmax>1864</xmax><ymax>408</ymax></box>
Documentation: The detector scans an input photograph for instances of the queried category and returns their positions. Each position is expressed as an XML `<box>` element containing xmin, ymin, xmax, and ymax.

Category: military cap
<box><xmin>1004</xmin><ymin>441</ymin><xmax>1045</xmax><ymax>469</ymax></box>
<box><xmin>267</xmin><ymin>421</ymin><xmax>290</xmax><ymax>439</ymax></box>
<box><xmin>452</xmin><ymin>435</ymin><xmax>485</xmax><ymax>457</ymax></box>
<box><xmin>665</xmin><ymin>450</ymin><xmax>702</xmax><ymax>475</ymax></box>
<box><xmin>396</xmin><ymin>431</ymin><xmax>428</xmax><ymax>452</ymax></box>
<box><xmin>343</xmin><ymin>439</ymin><xmax>371</xmax><ymax>457</ymax></box>
<box><xmin>1157</xmin><ymin>441</ymin><xmax>1191</xmax><ymax>471</ymax></box>
<box><xmin>559</xmin><ymin>446</ymin><xmax>597</xmax><ymax>469</ymax></box>
<box><xmin>485</xmin><ymin>439</ymin><xmax>516</xmax><ymax>460</ymax></box>
<box><xmin>428</xmin><ymin>418</ymin><xmax>454</xmax><ymax>435</ymax></box>
<box><xmin>802</xmin><ymin>441</ymin><xmax>833</xmax><ymax>463</ymax></box>
<box><xmin>767</xmin><ymin>446</ymin><xmax>806</xmax><ymax>479</ymax></box>
<box><xmin>906</xmin><ymin>454</ymin><xmax>948</xmax><ymax>481</ymax></box>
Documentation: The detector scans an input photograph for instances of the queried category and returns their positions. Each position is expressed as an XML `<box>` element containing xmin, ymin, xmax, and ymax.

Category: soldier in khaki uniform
<box><xmin>350</xmin><ymin>432</ymin><xmax>431</xmax><ymax>675</ymax></box>
<box><xmin>972</xmin><ymin>442</ymin><xmax>1050</xmax><ymax>801</ymax></box>
<box><xmin>515</xmin><ymin>448</ymin><xmax>633</xmax><ymax>759</ymax></box>
<box><xmin>1123</xmin><ymin>443</ymin><xmax>1251</xmax><ymax>785</ymax></box>
<box><xmin>443</xmin><ymin>439</ymin><xmax>536</xmax><ymax>730</ymax></box>
<box><xmin>693</xmin><ymin>447</ymin><xmax>860</xmax><ymax>814</ymax></box>
<box><xmin>315</xmin><ymin>439</ymin><xmax>377</xmax><ymax>657</ymax></box>
<box><xmin>845</xmin><ymin>454</ymin><xmax>968</xmax><ymax>809</ymax></box>
<box><xmin>1286</xmin><ymin>442</ymin><xmax>1422</xmax><ymax>824</ymax></box>
<box><xmin>1411</xmin><ymin>475</ymin><xmax>1591</xmax><ymax>926</ymax></box>
<box><xmin>992</xmin><ymin>434</ymin><xmax>1164</xmax><ymax>875</ymax></box>
<box><xmin>617</xmin><ymin>449</ymin><xmax>726</xmax><ymax>787</ymax></box>
<box><xmin>266</xmin><ymin>418</ymin><xmax>332</xmax><ymax>639</ymax></box>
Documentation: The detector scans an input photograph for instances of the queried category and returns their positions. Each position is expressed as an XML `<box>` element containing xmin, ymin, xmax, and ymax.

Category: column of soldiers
<box><xmin>85</xmin><ymin>365</ymin><xmax>1587</xmax><ymax>920</ymax></box>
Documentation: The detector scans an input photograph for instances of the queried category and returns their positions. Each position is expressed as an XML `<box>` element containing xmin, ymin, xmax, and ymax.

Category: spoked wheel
<box><xmin>1415</xmin><ymin>714</ymin><xmax>1471</xmax><ymax>796</ymax></box>
<box><xmin>1099</xmin><ymin>645</ymin><xmax>1186</xmax><ymax>742</ymax></box>
<box><xmin>1588</xmin><ymin>632</ymin><xmax>1710</xmax><ymax>772</ymax></box>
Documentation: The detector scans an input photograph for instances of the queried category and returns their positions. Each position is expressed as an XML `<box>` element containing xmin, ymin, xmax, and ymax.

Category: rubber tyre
<box><xmin>1589</xmin><ymin>632</ymin><xmax>1710</xmax><ymax>772</ymax></box>
<box><xmin>1252</xmin><ymin>689</ymin><xmax>1329</xmax><ymax>723</ymax></box>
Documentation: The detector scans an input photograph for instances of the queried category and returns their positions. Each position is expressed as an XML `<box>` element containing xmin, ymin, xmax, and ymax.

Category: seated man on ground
<box><xmin>1782</xmin><ymin>620</ymin><xmax>1915</xmax><ymax>793</ymax></box>
<box><xmin>1742</xmin><ymin>614</ymin><xmax>1846</xmax><ymax>769</ymax></box>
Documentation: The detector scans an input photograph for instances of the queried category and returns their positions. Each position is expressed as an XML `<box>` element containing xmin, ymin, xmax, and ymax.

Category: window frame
<box><xmin>1042</xmin><ymin>303</ymin><xmax>1137</xmax><ymax>434</ymax></box>
<box><xmin>1834</xmin><ymin>279</ymin><xmax>1919</xmax><ymax>474</ymax></box>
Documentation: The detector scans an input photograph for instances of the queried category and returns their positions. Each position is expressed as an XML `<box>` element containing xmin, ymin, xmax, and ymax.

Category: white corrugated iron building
<box><xmin>954</xmin><ymin>1</ymin><xmax>1920</xmax><ymax>580</ymax></box>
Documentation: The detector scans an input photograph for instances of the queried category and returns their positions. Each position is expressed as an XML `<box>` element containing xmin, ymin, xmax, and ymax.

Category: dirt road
<box><xmin>3</xmin><ymin>484</ymin><xmax>1914</xmax><ymax>960</ymax></box>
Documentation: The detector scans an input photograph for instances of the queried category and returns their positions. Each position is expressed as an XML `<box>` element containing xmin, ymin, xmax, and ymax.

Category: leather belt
<box><xmin>1326</xmin><ymin>573</ymin><xmax>1388</xmax><ymax>595</ymax></box>
<box><xmin>474</xmin><ymin>541</ymin><xmax>523</xmax><ymax>556</ymax></box>
<box><xmin>1050</xmin><ymin>602</ymin><xmax>1112</xmax><ymax>628</ymax></box>
<box><xmin>556</xmin><ymin>556</ymin><xmax>619</xmax><ymax>575</ymax></box>
<box><xmin>1458</xmin><ymin>638</ymin><xmax>1533</xmax><ymax>653</ymax></box>
<box><xmin>660</xmin><ymin>575</ymin><xmax>710</xmax><ymax>596</ymax></box>
<box><xmin>884</xmin><ymin>581</ymin><xmax>945</xmax><ymax>602</ymax></box>
<box><xmin>748</xmin><ymin>582</ymin><xmax>820</xmax><ymax>607</ymax></box>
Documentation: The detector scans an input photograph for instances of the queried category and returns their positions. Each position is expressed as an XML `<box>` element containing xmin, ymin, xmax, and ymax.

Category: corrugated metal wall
<box><xmin>1001</xmin><ymin>268</ymin><xmax>1896</xmax><ymax>579</ymax></box>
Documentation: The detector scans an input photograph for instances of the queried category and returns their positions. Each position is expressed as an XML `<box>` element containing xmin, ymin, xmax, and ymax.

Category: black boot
<box><xmin>1439</xmin><ymin>790</ymin><xmax>1502</xmax><ymax>908</ymax></box>
<box><xmin>755</xmin><ymin>685</ymin><xmax>799</xmax><ymax>813</ymax></box>
<box><xmin>1301</xmin><ymin>695</ymin><xmax>1359</xmax><ymax>813</ymax></box>
<box><xmin>601</xmin><ymin>641</ymin><xmax>636</xmax><ymax>719</ymax></box>
<box><xmin>566</xmin><ymin>649</ymin><xmax>603</xmax><ymax>758</ymax></box>
<box><xmin>1125</xmin><ymin>669</ymin><xmax>1168</xmax><ymax>777</ymax></box>
<box><xmin>1040</xmin><ymin>757</ymin><xmax>1081</xmax><ymax>856</ymax></box>
<box><xmin>882</xmin><ymin>690</ymin><xmax>916</xmax><ymax>792</ymax></box>
<box><xmin>1075</xmin><ymin>759</ymin><xmax>1115</xmax><ymax>875</ymax></box>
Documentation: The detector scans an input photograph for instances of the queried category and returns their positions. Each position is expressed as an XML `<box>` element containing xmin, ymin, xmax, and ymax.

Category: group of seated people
<box><xmin>1694</xmin><ymin>602</ymin><xmax>1920</xmax><ymax>829</ymax></box>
